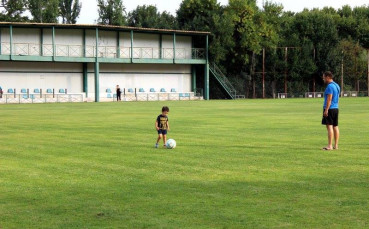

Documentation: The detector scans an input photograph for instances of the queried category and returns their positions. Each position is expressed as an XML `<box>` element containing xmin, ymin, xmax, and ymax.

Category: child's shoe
<box><xmin>155</xmin><ymin>143</ymin><xmax>159</xmax><ymax>148</ymax></box>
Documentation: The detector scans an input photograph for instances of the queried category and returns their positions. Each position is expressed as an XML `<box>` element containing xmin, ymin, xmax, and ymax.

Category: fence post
<box><xmin>53</xmin><ymin>89</ymin><xmax>55</xmax><ymax>98</ymax></box>
<box><xmin>14</xmin><ymin>88</ymin><xmax>16</xmax><ymax>98</ymax></box>
<box><xmin>40</xmin><ymin>89</ymin><xmax>42</xmax><ymax>98</ymax></box>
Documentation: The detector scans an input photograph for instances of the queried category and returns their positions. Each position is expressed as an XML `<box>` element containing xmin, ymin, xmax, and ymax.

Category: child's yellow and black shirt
<box><xmin>156</xmin><ymin>115</ymin><xmax>168</xmax><ymax>130</ymax></box>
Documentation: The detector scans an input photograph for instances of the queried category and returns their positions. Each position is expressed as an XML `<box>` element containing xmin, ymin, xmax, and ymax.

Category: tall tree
<box><xmin>97</xmin><ymin>0</ymin><xmax>126</xmax><ymax>26</ymax></box>
<box><xmin>28</xmin><ymin>0</ymin><xmax>59</xmax><ymax>23</ymax></box>
<box><xmin>59</xmin><ymin>0</ymin><xmax>81</xmax><ymax>24</ymax></box>
<box><xmin>339</xmin><ymin>39</ymin><xmax>367</xmax><ymax>91</ymax></box>
<box><xmin>177</xmin><ymin>0</ymin><xmax>234</xmax><ymax>64</ymax></box>
<box><xmin>128</xmin><ymin>5</ymin><xmax>177</xmax><ymax>29</ymax></box>
<box><xmin>0</xmin><ymin>0</ymin><xmax>29</xmax><ymax>22</ymax></box>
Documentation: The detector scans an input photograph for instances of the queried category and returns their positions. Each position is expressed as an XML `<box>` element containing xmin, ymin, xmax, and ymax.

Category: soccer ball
<box><xmin>166</xmin><ymin>139</ymin><xmax>176</xmax><ymax>149</ymax></box>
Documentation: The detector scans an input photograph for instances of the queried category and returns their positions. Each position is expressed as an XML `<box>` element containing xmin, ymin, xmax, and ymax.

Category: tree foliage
<box><xmin>177</xmin><ymin>0</ymin><xmax>234</xmax><ymax>64</ymax></box>
<box><xmin>59</xmin><ymin>0</ymin><xmax>82</xmax><ymax>24</ymax></box>
<box><xmin>27</xmin><ymin>0</ymin><xmax>59</xmax><ymax>23</ymax></box>
<box><xmin>127</xmin><ymin>5</ymin><xmax>177</xmax><ymax>29</ymax></box>
<box><xmin>0</xmin><ymin>0</ymin><xmax>29</xmax><ymax>22</ymax></box>
<box><xmin>97</xmin><ymin>0</ymin><xmax>126</xmax><ymax>26</ymax></box>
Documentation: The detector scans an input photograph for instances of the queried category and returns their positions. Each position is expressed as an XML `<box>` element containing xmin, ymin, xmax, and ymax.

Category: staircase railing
<box><xmin>209</xmin><ymin>62</ymin><xmax>238</xmax><ymax>99</ymax></box>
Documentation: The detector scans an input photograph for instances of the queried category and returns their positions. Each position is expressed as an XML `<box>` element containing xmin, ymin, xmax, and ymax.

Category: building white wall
<box><xmin>0</xmin><ymin>27</ymin><xmax>195</xmax><ymax>98</ymax></box>
<box><xmin>0</xmin><ymin>61</ymin><xmax>192</xmax><ymax>97</ymax></box>
<box><xmin>0</xmin><ymin>62</ymin><xmax>83</xmax><ymax>93</ymax></box>
<box><xmin>1</xmin><ymin>28</ymin><xmax>193</xmax><ymax>58</ymax></box>
<box><xmin>133</xmin><ymin>33</ymin><xmax>159</xmax><ymax>48</ymax></box>
<box><xmin>87</xmin><ymin>63</ymin><xmax>192</xmax><ymax>97</ymax></box>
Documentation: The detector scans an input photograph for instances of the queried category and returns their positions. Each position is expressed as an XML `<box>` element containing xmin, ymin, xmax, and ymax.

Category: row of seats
<box><xmin>6</xmin><ymin>88</ymin><xmax>67</xmax><ymax>94</ymax></box>
<box><xmin>106</xmin><ymin>88</ymin><xmax>177</xmax><ymax>93</ymax></box>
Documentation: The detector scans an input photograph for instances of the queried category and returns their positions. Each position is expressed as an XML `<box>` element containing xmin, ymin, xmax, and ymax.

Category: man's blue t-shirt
<box><xmin>324</xmin><ymin>82</ymin><xmax>340</xmax><ymax>109</ymax></box>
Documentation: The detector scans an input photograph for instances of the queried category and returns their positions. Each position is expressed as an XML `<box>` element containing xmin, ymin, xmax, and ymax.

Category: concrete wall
<box><xmin>0</xmin><ymin>28</ymin><xmax>192</xmax><ymax>56</ymax></box>
<box><xmin>0</xmin><ymin>27</ymin><xmax>195</xmax><ymax>98</ymax></box>
<box><xmin>0</xmin><ymin>61</ymin><xmax>83</xmax><ymax>93</ymax></box>
<box><xmin>0</xmin><ymin>61</ymin><xmax>192</xmax><ymax>96</ymax></box>
<box><xmin>87</xmin><ymin>63</ymin><xmax>192</xmax><ymax>97</ymax></box>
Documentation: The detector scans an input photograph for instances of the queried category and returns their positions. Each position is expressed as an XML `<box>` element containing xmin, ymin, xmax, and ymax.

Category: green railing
<box><xmin>209</xmin><ymin>62</ymin><xmax>237</xmax><ymax>99</ymax></box>
<box><xmin>0</xmin><ymin>42</ymin><xmax>205</xmax><ymax>60</ymax></box>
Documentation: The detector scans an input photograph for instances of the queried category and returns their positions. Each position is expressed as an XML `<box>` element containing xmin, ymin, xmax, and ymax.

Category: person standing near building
<box><xmin>322</xmin><ymin>71</ymin><xmax>340</xmax><ymax>150</ymax></box>
<box><xmin>0</xmin><ymin>86</ymin><xmax>3</xmax><ymax>98</ymax></box>
<box><xmin>116</xmin><ymin>85</ymin><xmax>121</xmax><ymax>101</ymax></box>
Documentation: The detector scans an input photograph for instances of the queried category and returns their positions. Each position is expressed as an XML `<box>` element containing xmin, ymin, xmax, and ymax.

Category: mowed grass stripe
<box><xmin>0</xmin><ymin>98</ymin><xmax>368</xmax><ymax>228</ymax></box>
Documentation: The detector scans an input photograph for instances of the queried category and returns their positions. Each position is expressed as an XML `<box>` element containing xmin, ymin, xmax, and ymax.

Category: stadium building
<box><xmin>0</xmin><ymin>22</ymin><xmax>211</xmax><ymax>103</ymax></box>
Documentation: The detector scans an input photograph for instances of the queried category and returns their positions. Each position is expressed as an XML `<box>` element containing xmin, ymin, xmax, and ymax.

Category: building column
<box><xmin>117</xmin><ymin>31</ymin><xmax>120</xmax><ymax>58</ymax></box>
<box><xmin>0</xmin><ymin>28</ymin><xmax>2</xmax><ymax>55</ymax></box>
<box><xmin>130</xmin><ymin>30</ymin><xmax>133</xmax><ymax>63</ymax></box>
<box><xmin>204</xmin><ymin>64</ymin><xmax>209</xmax><ymax>100</ymax></box>
<box><xmin>173</xmin><ymin>33</ymin><xmax>176</xmax><ymax>63</ymax></box>
<box><xmin>83</xmin><ymin>63</ymin><xmax>88</xmax><ymax>98</ymax></box>
<box><xmin>40</xmin><ymin>28</ymin><xmax>43</xmax><ymax>56</ymax></box>
<box><xmin>204</xmin><ymin>35</ymin><xmax>209</xmax><ymax>100</ymax></box>
<box><xmin>192</xmin><ymin>65</ymin><xmax>197</xmax><ymax>92</ymax></box>
<box><xmin>52</xmin><ymin>26</ymin><xmax>56</xmax><ymax>61</ymax></box>
<box><xmin>94</xmin><ymin>62</ymin><xmax>99</xmax><ymax>102</ymax></box>
<box><xmin>159</xmin><ymin>34</ymin><xmax>162</xmax><ymax>59</ymax></box>
<box><xmin>9</xmin><ymin>25</ymin><xmax>13</xmax><ymax>60</ymax></box>
<box><xmin>83</xmin><ymin>29</ymin><xmax>86</xmax><ymax>58</ymax></box>
<box><xmin>95</xmin><ymin>28</ymin><xmax>100</xmax><ymax>102</ymax></box>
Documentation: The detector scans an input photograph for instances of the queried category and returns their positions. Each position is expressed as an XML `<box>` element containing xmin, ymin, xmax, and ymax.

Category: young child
<box><xmin>155</xmin><ymin>106</ymin><xmax>170</xmax><ymax>148</ymax></box>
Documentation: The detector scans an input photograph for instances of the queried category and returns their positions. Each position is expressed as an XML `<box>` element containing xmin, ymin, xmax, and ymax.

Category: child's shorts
<box><xmin>158</xmin><ymin>129</ymin><xmax>167</xmax><ymax>135</ymax></box>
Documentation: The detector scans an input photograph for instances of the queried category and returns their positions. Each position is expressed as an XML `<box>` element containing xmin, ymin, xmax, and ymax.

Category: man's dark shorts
<box><xmin>322</xmin><ymin>109</ymin><xmax>339</xmax><ymax>126</ymax></box>
<box><xmin>158</xmin><ymin>129</ymin><xmax>167</xmax><ymax>135</ymax></box>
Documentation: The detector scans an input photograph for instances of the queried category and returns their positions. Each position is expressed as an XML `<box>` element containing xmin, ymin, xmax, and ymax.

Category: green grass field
<box><xmin>1</xmin><ymin>98</ymin><xmax>369</xmax><ymax>228</ymax></box>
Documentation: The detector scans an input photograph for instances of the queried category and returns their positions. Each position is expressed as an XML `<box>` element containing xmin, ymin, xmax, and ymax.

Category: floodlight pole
<box><xmin>313</xmin><ymin>48</ymin><xmax>316</xmax><ymax>93</ymax></box>
<box><xmin>341</xmin><ymin>51</ymin><xmax>344</xmax><ymax>97</ymax></box>
<box><xmin>284</xmin><ymin>47</ymin><xmax>288</xmax><ymax>94</ymax></box>
<box><xmin>262</xmin><ymin>48</ymin><xmax>265</xmax><ymax>99</ymax></box>
<box><xmin>367</xmin><ymin>49</ymin><xmax>369</xmax><ymax>97</ymax></box>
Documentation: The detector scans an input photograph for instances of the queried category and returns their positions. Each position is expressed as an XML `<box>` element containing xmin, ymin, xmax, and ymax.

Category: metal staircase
<box><xmin>209</xmin><ymin>63</ymin><xmax>244</xmax><ymax>99</ymax></box>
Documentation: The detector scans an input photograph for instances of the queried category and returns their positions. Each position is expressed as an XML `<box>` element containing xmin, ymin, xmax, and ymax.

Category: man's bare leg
<box><xmin>333</xmin><ymin>126</ymin><xmax>339</xmax><ymax>149</ymax></box>
<box><xmin>324</xmin><ymin>125</ymin><xmax>334</xmax><ymax>150</ymax></box>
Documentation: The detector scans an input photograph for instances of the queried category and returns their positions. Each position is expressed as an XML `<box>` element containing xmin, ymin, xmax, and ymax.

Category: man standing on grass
<box><xmin>322</xmin><ymin>71</ymin><xmax>340</xmax><ymax>150</ymax></box>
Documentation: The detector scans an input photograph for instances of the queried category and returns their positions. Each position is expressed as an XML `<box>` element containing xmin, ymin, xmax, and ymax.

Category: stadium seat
<box><xmin>59</xmin><ymin>89</ymin><xmax>65</xmax><ymax>93</ymax></box>
<box><xmin>171</xmin><ymin>88</ymin><xmax>176</xmax><ymax>92</ymax></box>
<box><xmin>128</xmin><ymin>88</ymin><xmax>134</xmax><ymax>93</ymax></box>
<box><xmin>8</xmin><ymin>88</ymin><xmax>14</xmax><ymax>93</ymax></box>
<box><xmin>106</xmin><ymin>88</ymin><xmax>112</xmax><ymax>93</ymax></box>
<box><xmin>21</xmin><ymin>88</ymin><xmax>27</xmax><ymax>93</ymax></box>
<box><xmin>107</xmin><ymin>94</ymin><xmax>112</xmax><ymax>98</ymax></box>
<box><xmin>180</xmin><ymin>93</ymin><xmax>190</xmax><ymax>97</ymax></box>
<box><xmin>34</xmin><ymin>89</ymin><xmax>40</xmax><ymax>93</ymax></box>
<box><xmin>22</xmin><ymin>95</ymin><xmax>28</xmax><ymax>99</ymax></box>
<box><xmin>160</xmin><ymin>88</ymin><xmax>166</xmax><ymax>92</ymax></box>
<box><xmin>150</xmin><ymin>88</ymin><xmax>156</xmax><ymax>92</ymax></box>
<box><xmin>46</xmin><ymin>89</ymin><xmax>53</xmax><ymax>93</ymax></box>
<box><xmin>30</xmin><ymin>94</ymin><xmax>36</xmax><ymax>99</ymax></box>
<box><xmin>139</xmin><ymin>88</ymin><xmax>145</xmax><ymax>93</ymax></box>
